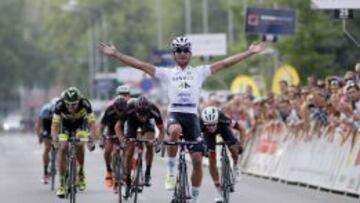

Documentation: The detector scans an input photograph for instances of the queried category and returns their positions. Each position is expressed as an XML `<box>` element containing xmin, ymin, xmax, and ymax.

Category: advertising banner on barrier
<box><xmin>240</xmin><ymin>122</ymin><xmax>360</xmax><ymax>195</ymax></box>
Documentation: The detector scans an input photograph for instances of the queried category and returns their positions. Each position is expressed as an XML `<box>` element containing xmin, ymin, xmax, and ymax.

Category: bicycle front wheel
<box><xmin>133</xmin><ymin>158</ymin><xmax>143</xmax><ymax>203</ymax></box>
<box><xmin>116</xmin><ymin>155</ymin><xmax>123</xmax><ymax>203</ymax></box>
<box><xmin>221</xmin><ymin>158</ymin><xmax>231</xmax><ymax>203</ymax></box>
<box><xmin>50</xmin><ymin>147</ymin><xmax>56</xmax><ymax>191</ymax></box>
<box><xmin>178</xmin><ymin>161</ymin><xmax>190</xmax><ymax>203</ymax></box>
<box><xmin>69</xmin><ymin>157</ymin><xmax>77</xmax><ymax>203</ymax></box>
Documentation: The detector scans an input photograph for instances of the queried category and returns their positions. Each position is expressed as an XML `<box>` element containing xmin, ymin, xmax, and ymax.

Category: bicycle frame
<box><xmin>126</xmin><ymin>138</ymin><xmax>152</xmax><ymax>203</ymax></box>
<box><xmin>65</xmin><ymin>136</ymin><xmax>89</xmax><ymax>203</ymax></box>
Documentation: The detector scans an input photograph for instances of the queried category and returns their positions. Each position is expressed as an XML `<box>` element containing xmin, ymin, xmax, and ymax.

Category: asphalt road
<box><xmin>0</xmin><ymin>132</ymin><xmax>358</xmax><ymax>203</ymax></box>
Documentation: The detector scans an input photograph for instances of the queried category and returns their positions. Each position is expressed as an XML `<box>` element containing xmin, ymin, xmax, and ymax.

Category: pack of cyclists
<box><xmin>37</xmin><ymin>86</ymin><xmax>246</xmax><ymax>203</ymax></box>
<box><xmin>35</xmin><ymin>36</ymin><xmax>266</xmax><ymax>203</ymax></box>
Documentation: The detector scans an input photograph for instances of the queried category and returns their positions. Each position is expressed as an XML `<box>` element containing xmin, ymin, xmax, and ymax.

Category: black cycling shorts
<box><xmin>124</xmin><ymin>120</ymin><xmax>155</xmax><ymax>139</ymax></box>
<box><xmin>204</xmin><ymin>126</ymin><xmax>237</xmax><ymax>151</ymax></box>
<box><xmin>103</xmin><ymin>123</ymin><xmax>116</xmax><ymax>137</ymax></box>
<box><xmin>60</xmin><ymin>119</ymin><xmax>88</xmax><ymax>135</ymax></box>
<box><xmin>167</xmin><ymin>112</ymin><xmax>203</xmax><ymax>153</ymax></box>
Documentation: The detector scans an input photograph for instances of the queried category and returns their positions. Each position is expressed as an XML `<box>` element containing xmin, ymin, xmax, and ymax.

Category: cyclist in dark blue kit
<box><xmin>35</xmin><ymin>97</ymin><xmax>59</xmax><ymax>184</ymax></box>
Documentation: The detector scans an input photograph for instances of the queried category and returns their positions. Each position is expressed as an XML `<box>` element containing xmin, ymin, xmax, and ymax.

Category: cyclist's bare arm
<box><xmin>232</xmin><ymin>121</ymin><xmax>246</xmax><ymax>147</ymax></box>
<box><xmin>114</xmin><ymin>120</ymin><xmax>124</xmax><ymax>140</ymax></box>
<box><xmin>35</xmin><ymin>118</ymin><xmax>42</xmax><ymax>137</ymax></box>
<box><xmin>51</xmin><ymin>114</ymin><xmax>61</xmax><ymax>141</ymax></box>
<box><xmin>88</xmin><ymin>120</ymin><xmax>98</xmax><ymax>140</ymax></box>
<box><xmin>157</xmin><ymin>123</ymin><xmax>165</xmax><ymax>143</ymax></box>
<box><xmin>98</xmin><ymin>42</ymin><xmax>155</xmax><ymax>77</ymax></box>
<box><xmin>97</xmin><ymin>123</ymin><xmax>105</xmax><ymax>136</ymax></box>
<box><xmin>210</xmin><ymin>42</ymin><xmax>268</xmax><ymax>74</ymax></box>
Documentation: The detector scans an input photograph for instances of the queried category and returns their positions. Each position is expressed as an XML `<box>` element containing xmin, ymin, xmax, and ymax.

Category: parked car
<box><xmin>2</xmin><ymin>113</ymin><xmax>24</xmax><ymax>132</ymax></box>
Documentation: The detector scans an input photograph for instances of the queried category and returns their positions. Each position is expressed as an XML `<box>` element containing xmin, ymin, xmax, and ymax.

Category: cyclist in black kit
<box><xmin>200</xmin><ymin>106</ymin><xmax>244</xmax><ymax>203</ymax></box>
<box><xmin>98</xmin><ymin>95</ymin><xmax>128</xmax><ymax>190</ymax></box>
<box><xmin>51</xmin><ymin>87</ymin><xmax>97</xmax><ymax>197</ymax></box>
<box><xmin>115</xmin><ymin>96</ymin><xmax>165</xmax><ymax>197</ymax></box>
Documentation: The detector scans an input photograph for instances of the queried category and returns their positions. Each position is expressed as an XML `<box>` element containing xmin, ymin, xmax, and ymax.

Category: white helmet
<box><xmin>116</xmin><ymin>85</ymin><xmax>130</xmax><ymax>95</ymax></box>
<box><xmin>171</xmin><ymin>36</ymin><xmax>191</xmax><ymax>51</ymax></box>
<box><xmin>201</xmin><ymin>106</ymin><xmax>219</xmax><ymax>125</ymax></box>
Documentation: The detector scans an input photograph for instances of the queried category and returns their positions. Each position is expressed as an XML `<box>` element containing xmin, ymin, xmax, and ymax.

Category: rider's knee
<box><xmin>168</xmin><ymin>124</ymin><xmax>182</xmax><ymax>137</ymax></box>
<box><xmin>146</xmin><ymin>142</ymin><xmax>154</xmax><ymax>148</ymax></box>
<box><xmin>191</xmin><ymin>152</ymin><xmax>203</xmax><ymax>166</ymax></box>
<box><xmin>59</xmin><ymin>143</ymin><xmax>68</xmax><ymax>152</ymax></box>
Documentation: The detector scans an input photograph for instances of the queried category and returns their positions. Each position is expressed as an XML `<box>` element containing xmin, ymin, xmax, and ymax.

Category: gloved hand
<box><xmin>51</xmin><ymin>137</ymin><xmax>59</xmax><ymax>149</ymax></box>
<box><xmin>38</xmin><ymin>136</ymin><xmax>43</xmax><ymax>144</ymax></box>
<box><xmin>98</xmin><ymin>135</ymin><xmax>105</xmax><ymax>149</ymax></box>
<box><xmin>154</xmin><ymin>139</ymin><xmax>162</xmax><ymax>154</ymax></box>
<box><xmin>87</xmin><ymin>137</ymin><xmax>96</xmax><ymax>152</ymax></box>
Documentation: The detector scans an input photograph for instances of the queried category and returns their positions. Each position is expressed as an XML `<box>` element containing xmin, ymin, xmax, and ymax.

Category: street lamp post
<box><xmin>185</xmin><ymin>0</ymin><xmax>192</xmax><ymax>34</ymax></box>
<box><xmin>62</xmin><ymin>0</ymin><xmax>106</xmax><ymax>99</ymax></box>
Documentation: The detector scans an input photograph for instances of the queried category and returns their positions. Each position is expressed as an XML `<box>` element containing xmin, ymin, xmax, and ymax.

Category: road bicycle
<box><xmin>164</xmin><ymin>138</ymin><xmax>203</xmax><ymax>203</ymax></box>
<box><xmin>216</xmin><ymin>141</ymin><xmax>235</xmax><ymax>203</ymax></box>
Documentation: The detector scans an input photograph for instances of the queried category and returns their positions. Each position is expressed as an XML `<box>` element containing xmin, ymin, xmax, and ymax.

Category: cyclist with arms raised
<box><xmin>201</xmin><ymin>106</ymin><xmax>244</xmax><ymax>202</ymax></box>
<box><xmin>51</xmin><ymin>87</ymin><xmax>97</xmax><ymax>198</ymax></box>
<box><xmin>98</xmin><ymin>36</ymin><xmax>267</xmax><ymax>202</ymax></box>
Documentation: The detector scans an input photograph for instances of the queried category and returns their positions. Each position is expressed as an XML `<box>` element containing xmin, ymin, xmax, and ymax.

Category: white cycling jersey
<box><xmin>155</xmin><ymin>65</ymin><xmax>211</xmax><ymax>115</ymax></box>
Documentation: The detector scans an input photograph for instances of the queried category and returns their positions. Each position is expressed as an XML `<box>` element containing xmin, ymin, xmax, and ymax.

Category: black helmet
<box><xmin>113</xmin><ymin>95</ymin><xmax>127</xmax><ymax>112</ymax></box>
<box><xmin>61</xmin><ymin>87</ymin><xmax>81</xmax><ymax>104</ymax></box>
<box><xmin>135</xmin><ymin>96</ymin><xmax>150</xmax><ymax>115</ymax></box>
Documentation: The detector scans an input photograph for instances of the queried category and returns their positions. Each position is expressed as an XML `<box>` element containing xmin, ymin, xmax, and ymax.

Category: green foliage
<box><xmin>1</xmin><ymin>0</ymin><xmax>359</xmax><ymax>98</ymax></box>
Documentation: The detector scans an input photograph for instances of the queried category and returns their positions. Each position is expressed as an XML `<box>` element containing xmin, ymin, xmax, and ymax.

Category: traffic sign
<box><xmin>186</xmin><ymin>33</ymin><xmax>227</xmax><ymax>56</ymax></box>
<box><xmin>311</xmin><ymin>0</ymin><xmax>360</xmax><ymax>9</ymax></box>
<box><xmin>245</xmin><ymin>7</ymin><xmax>296</xmax><ymax>35</ymax></box>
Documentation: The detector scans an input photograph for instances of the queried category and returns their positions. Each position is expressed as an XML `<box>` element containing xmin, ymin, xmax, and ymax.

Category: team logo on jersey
<box><xmin>178</xmin><ymin>82</ymin><xmax>191</xmax><ymax>89</ymax></box>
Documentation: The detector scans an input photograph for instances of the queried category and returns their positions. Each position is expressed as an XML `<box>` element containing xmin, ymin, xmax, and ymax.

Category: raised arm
<box><xmin>97</xmin><ymin>42</ymin><xmax>156</xmax><ymax>77</ymax></box>
<box><xmin>210</xmin><ymin>41</ymin><xmax>268</xmax><ymax>74</ymax></box>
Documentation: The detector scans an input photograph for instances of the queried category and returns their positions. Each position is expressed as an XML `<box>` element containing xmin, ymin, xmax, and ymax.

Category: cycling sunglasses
<box><xmin>174</xmin><ymin>47</ymin><xmax>191</xmax><ymax>53</ymax></box>
<box><xmin>205</xmin><ymin>124</ymin><xmax>217</xmax><ymax>128</ymax></box>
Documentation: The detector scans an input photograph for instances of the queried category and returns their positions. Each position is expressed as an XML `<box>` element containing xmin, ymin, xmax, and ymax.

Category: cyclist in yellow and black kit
<box><xmin>51</xmin><ymin>87</ymin><xmax>97</xmax><ymax>198</ymax></box>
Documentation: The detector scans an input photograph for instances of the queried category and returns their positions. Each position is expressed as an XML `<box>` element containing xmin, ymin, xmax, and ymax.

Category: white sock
<box><xmin>192</xmin><ymin>186</ymin><xmax>200</xmax><ymax>200</ymax></box>
<box><xmin>214</xmin><ymin>185</ymin><xmax>221</xmax><ymax>193</ymax></box>
<box><xmin>167</xmin><ymin>157</ymin><xmax>176</xmax><ymax>177</ymax></box>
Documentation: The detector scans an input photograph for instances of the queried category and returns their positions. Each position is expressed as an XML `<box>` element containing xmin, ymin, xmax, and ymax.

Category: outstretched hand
<box><xmin>97</xmin><ymin>42</ymin><xmax>118</xmax><ymax>56</ymax></box>
<box><xmin>248</xmin><ymin>41</ymin><xmax>269</xmax><ymax>54</ymax></box>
